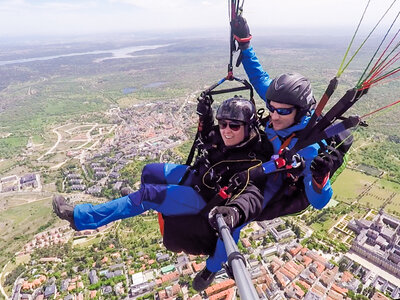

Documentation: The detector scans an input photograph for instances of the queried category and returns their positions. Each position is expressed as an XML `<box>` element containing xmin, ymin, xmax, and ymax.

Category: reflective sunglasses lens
<box><xmin>267</xmin><ymin>102</ymin><xmax>293</xmax><ymax>115</ymax></box>
<box><xmin>218</xmin><ymin>121</ymin><xmax>228</xmax><ymax>129</ymax></box>
<box><xmin>228</xmin><ymin>123</ymin><xmax>241</xmax><ymax>131</ymax></box>
<box><xmin>266</xmin><ymin>102</ymin><xmax>274</xmax><ymax>113</ymax></box>
<box><xmin>218</xmin><ymin>121</ymin><xmax>242</xmax><ymax>131</ymax></box>
<box><xmin>277</xmin><ymin>108</ymin><xmax>293</xmax><ymax>115</ymax></box>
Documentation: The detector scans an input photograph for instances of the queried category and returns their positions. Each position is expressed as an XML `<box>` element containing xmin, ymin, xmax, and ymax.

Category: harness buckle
<box><xmin>275</xmin><ymin>157</ymin><xmax>286</xmax><ymax>169</ymax></box>
<box><xmin>218</xmin><ymin>186</ymin><xmax>231</xmax><ymax>200</ymax></box>
<box><xmin>233</xmin><ymin>176</ymin><xmax>242</xmax><ymax>187</ymax></box>
<box><xmin>194</xmin><ymin>185</ymin><xmax>201</xmax><ymax>193</ymax></box>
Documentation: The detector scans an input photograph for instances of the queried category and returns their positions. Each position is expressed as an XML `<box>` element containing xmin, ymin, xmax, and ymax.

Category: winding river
<box><xmin>0</xmin><ymin>44</ymin><xmax>170</xmax><ymax>66</ymax></box>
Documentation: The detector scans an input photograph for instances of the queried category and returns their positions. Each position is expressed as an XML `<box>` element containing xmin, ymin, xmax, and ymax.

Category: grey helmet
<box><xmin>216</xmin><ymin>96</ymin><xmax>256</xmax><ymax>125</ymax></box>
<box><xmin>266</xmin><ymin>73</ymin><xmax>316</xmax><ymax>121</ymax></box>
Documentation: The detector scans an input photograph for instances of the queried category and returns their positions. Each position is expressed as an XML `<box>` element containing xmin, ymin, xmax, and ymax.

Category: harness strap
<box><xmin>279</xmin><ymin>132</ymin><xmax>296</xmax><ymax>151</ymax></box>
<box><xmin>297</xmin><ymin>77</ymin><xmax>338</xmax><ymax>143</ymax></box>
<box><xmin>233</xmin><ymin>34</ymin><xmax>252</xmax><ymax>43</ymax></box>
<box><xmin>287</xmin><ymin>88</ymin><xmax>366</xmax><ymax>159</ymax></box>
<box><xmin>202</xmin><ymin>159</ymin><xmax>261</xmax><ymax>189</ymax></box>
<box><xmin>228</xmin><ymin>250</ymin><xmax>246</xmax><ymax>266</ymax></box>
<box><xmin>158</xmin><ymin>212</ymin><xmax>165</xmax><ymax>236</ymax></box>
<box><xmin>199</xmin><ymin>161</ymin><xmax>260</xmax><ymax>215</ymax></box>
<box><xmin>185</xmin><ymin>132</ymin><xmax>200</xmax><ymax>166</ymax></box>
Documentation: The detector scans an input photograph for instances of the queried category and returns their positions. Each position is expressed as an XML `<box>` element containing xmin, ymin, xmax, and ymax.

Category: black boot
<box><xmin>120</xmin><ymin>187</ymin><xmax>133</xmax><ymax>197</ymax></box>
<box><xmin>192</xmin><ymin>267</ymin><xmax>217</xmax><ymax>292</ymax></box>
<box><xmin>52</xmin><ymin>195</ymin><xmax>76</xmax><ymax>230</ymax></box>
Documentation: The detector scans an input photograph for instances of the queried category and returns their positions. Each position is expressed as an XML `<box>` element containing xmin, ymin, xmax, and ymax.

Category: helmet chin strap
<box><xmin>294</xmin><ymin>94</ymin><xmax>315</xmax><ymax>123</ymax></box>
<box><xmin>294</xmin><ymin>106</ymin><xmax>311</xmax><ymax>124</ymax></box>
<box><xmin>243</xmin><ymin>124</ymin><xmax>250</xmax><ymax>140</ymax></box>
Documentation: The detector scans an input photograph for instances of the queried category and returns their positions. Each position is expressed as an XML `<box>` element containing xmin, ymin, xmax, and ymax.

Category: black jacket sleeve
<box><xmin>227</xmin><ymin>182</ymin><xmax>264</xmax><ymax>225</ymax></box>
<box><xmin>255</xmin><ymin>184</ymin><xmax>310</xmax><ymax>221</ymax></box>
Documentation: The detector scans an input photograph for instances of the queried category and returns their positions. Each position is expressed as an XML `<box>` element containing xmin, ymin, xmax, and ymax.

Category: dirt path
<box><xmin>50</xmin><ymin>158</ymin><xmax>70</xmax><ymax>170</ymax></box>
<box><xmin>0</xmin><ymin>261</ymin><xmax>10</xmax><ymax>299</ymax></box>
<box><xmin>0</xmin><ymin>195</ymin><xmax>52</xmax><ymax>210</ymax></box>
<box><xmin>37</xmin><ymin>124</ymin><xmax>65</xmax><ymax>161</ymax></box>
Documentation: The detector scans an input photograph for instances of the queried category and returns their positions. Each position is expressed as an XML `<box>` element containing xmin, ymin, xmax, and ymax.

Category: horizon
<box><xmin>0</xmin><ymin>25</ymin><xmax>390</xmax><ymax>48</ymax></box>
<box><xmin>0</xmin><ymin>0</ymin><xmax>398</xmax><ymax>43</ymax></box>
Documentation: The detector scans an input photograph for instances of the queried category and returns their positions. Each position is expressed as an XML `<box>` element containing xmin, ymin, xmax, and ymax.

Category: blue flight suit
<box><xmin>182</xmin><ymin>45</ymin><xmax>334</xmax><ymax>273</ymax></box>
<box><xmin>74</xmin><ymin>45</ymin><xmax>334</xmax><ymax>276</ymax></box>
<box><xmin>74</xmin><ymin>163</ymin><xmax>240</xmax><ymax>271</ymax></box>
<box><xmin>73</xmin><ymin>163</ymin><xmax>206</xmax><ymax>229</ymax></box>
<box><xmin>73</xmin><ymin>125</ymin><xmax>270</xmax><ymax>272</ymax></box>
<box><xmin>241</xmin><ymin>45</ymin><xmax>333</xmax><ymax>209</ymax></box>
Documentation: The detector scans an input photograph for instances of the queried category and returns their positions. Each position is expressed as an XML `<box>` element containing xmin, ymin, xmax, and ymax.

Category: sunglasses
<box><xmin>266</xmin><ymin>102</ymin><xmax>296</xmax><ymax>116</ymax></box>
<box><xmin>218</xmin><ymin>120</ymin><xmax>243</xmax><ymax>131</ymax></box>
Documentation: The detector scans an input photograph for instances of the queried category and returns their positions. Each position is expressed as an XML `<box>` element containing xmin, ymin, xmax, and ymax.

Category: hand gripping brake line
<box><xmin>262</xmin><ymin>148</ymin><xmax>305</xmax><ymax>177</ymax></box>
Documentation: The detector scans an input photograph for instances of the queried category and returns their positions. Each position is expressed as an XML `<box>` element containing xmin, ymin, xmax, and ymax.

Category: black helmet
<box><xmin>216</xmin><ymin>96</ymin><xmax>256</xmax><ymax>125</ymax></box>
<box><xmin>266</xmin><ymin>73</ymin><xmax>316</xmax><ymax>120</ymax></box>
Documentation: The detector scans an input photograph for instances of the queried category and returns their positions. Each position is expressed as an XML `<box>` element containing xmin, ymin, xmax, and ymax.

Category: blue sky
<box><xmin>0</xmin><ymin>0</ymin><xmax>398</xmax><ymax>38</ymax></box>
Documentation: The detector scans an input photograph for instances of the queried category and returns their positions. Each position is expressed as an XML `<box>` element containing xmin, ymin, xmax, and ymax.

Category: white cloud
<box><xmin>38</xmin><ymin>2</ymin><xmax>96</xmax><ymax>11</ymax></box>
<box><xmin>201</xmin><ymin>1</ymin><xmax>212</xmax><ymax>7</ymax></box>
<box><xmin>109</xmin><ymin>0</ymin><xmax>186</xmax><ymax>10</ymax></box>
<box><xmin>0</xmin><ymin>0</ymin><xmax>398</xmax><ymax>38</ymax></box>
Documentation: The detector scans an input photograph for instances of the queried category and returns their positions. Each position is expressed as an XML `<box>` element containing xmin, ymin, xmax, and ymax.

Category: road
<box><xmin>73</xmin><ymin>124</ymin><xmax>97</xmax><ymax>150</ymax></box>
<box><xmin>37</xmin><ymin>124</ymin><xmax>65</xmax><ymax>161</ymax></box>
<box><xmin>346</xmin><ymin>251</ymin><xmax>400</xmax><ymax>287</ymax></box>
<box><xmin>0</xmin><ymin>262</ymin><xmax>10</xmax><ymax>299</ymax></box>
<box><xmin>50</xmin><ymin>158</ymin><xmax>70</xmax><ymax>170</ymax></box>
<box><xmin>178</xmin><ymin>90</ymin><xmax>198</xmax><ymax>114</ymax></box>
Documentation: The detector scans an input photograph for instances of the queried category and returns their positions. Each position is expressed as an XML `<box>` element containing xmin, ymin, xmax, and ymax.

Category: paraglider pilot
<box><xmin>54</xmin><ymin>17</ymin><xmax>347</xmax><ymax>290</ymax></box>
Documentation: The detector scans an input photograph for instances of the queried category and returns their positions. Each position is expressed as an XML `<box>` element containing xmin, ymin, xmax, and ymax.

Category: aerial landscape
<box><xmin>1</xmin><ymin>1</ymin><xmax>400</xmax><ymax>300</ymax></box>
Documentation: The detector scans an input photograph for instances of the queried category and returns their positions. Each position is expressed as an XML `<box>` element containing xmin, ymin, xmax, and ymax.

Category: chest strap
<box><xmin>279</xmin><ymin>132</ymin><xmax>296</xmax><ymax>151</ymax></box>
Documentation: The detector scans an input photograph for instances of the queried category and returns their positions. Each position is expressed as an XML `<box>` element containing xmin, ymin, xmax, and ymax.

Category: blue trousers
<box><xmin>73</xmin><ymin>163</ymin><xmax>242</xmax><ymax>272</ymax></box>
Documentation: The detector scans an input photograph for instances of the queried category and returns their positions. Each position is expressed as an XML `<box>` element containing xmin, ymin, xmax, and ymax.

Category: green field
<box><xmin>385</xmin><ymin>193</ymin><xmax>400</xmax><ymax>216</ymax></box>
<box><xmin>358</xmin><ymin>184</ymin><xmax>394</xmax><ymax>208</ymax></box>
<box><xmin>310</xmin><ymin>217</ymin><xmax>338</xmax><ymax>233</ymax></box>
<box><xmin>31</xmin><ymin>134</ymin><xmax>46</xmax><ymax>144</ymax></box>
<box><xmin>119</xmin><ymin>212</ymin><xmax>161</xmax><ymax>241</ymax></box>
<box><xmin>332</xmin><ymin>168</ymin><xmax>400</xmax><ymax>216</ymax></box>
<box><xmin>0</xmin><ymin>159</ymin><xmax>16</xmax><ymax>174</ymax></box>
<box><xmin>73</xmin><ymin>235</ymin><xmax>103</xmax><ymax>249</ymax></box>
<box><xmin>332</xmin><ymin>168</ymin><xmax>377</xmax><ymax>202</ymax></box>
<box><xmin>0</xmin><ymin>197</ymin><xmax>61</xmax><ymax>267</ymax></box>
<box><xmin>379</xmin><ymin>178</ymin><xmax>400</xmax><ymax>192</ymax></box>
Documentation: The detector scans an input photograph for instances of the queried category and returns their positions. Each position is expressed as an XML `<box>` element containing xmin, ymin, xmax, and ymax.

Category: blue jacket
<box><xmin>241</xmin><ymin>46</ymin><xmax>333</xmax><ymax>209</ymax></box>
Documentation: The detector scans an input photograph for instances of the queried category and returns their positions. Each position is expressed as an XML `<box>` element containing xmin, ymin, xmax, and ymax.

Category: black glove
<box><xmin>230</xmin><ymin>15</ymin><xmax>251</xmax><ymax>50</ymax></box>
<box><xmin>310</xmin><ymin>152</ymin><xmax>334</xmax><ymax>184</ymax></box>
<box><xmin>208</xmin><ymin>206</ymin><xmax>243</xmax><ymax>231</ymax></box>
<box><xmin>286</xmin><ymin>153</ymin><xmax>305</xmax><ymax>180</ymax></box>
<box><xmin>196</xmin><ymin>95</ymin><xmax>213</xmax><ymax>121</ymax></box>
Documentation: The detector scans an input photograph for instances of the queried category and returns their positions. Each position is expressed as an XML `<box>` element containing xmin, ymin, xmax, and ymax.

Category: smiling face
<box><xmin>268</xmin><ymin>101</ymin><xmax>297</xmax><ymax>131</ymax></box>
<box><xmin>218</xmin><ymin>119</ymin><xmax>246</xmax><ymax>147</ymax></box>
